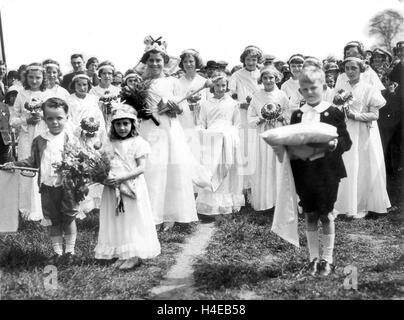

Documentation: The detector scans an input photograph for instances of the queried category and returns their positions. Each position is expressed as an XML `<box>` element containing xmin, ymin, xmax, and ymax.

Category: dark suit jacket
<box><xmin>61</xmin><ymin>72</ymin><xmax>76</xmax><ymax>93</ymax></box>
<box><xmin>290</xmin><ymin>105</ymin><xmax>352</xmax><ymax>183</ymax></box>
<box><xmin>0</xmin><ymin>102</ymin><xmax>11</xmax><ymax>145</ymax></box>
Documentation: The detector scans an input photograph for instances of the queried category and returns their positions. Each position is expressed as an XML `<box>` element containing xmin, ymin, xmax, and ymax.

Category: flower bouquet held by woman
<box><xmin>332</xmin><ymin>89</ymin><xmax>353</xmax><ymax>120</ymax></box>
<box><xmin>261</xmin><ymin>102</ymin><xmax>288</xmax><ymax>127</ymax></box>
<box><xmin>119</xmin><ymin>78</ymin><xmax>161</xmax><ymax>126</ymax></box>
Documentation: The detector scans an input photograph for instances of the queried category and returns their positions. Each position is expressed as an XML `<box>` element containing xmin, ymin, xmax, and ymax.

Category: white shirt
<box><xmin>40</xmin><ymin>130</ymin><xmax>65</xmax><ymax>187</ymax></box>
<box><xmin>300</xmin><ymin>101</ymin><xmax>330</xmax><ymax>123</ymax></box>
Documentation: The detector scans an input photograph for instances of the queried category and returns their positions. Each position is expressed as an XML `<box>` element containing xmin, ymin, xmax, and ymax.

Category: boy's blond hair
<box><xmin>298</xmin><ymin>65</ymin><xmax>326</xmax><ymax>85</ymax></box>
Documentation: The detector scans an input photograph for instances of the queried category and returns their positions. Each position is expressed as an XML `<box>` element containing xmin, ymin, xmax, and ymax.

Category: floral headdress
<box><xmin>144</xmin><ymin>35</ymin><xmax>168</xmax><ymax>54</ymax></box>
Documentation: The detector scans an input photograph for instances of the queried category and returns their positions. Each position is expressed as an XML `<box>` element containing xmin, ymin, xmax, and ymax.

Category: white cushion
<box><xmin>260</xmin><ymin>122</ymin><xmax>338</xmax><ymax>146</ymax></box>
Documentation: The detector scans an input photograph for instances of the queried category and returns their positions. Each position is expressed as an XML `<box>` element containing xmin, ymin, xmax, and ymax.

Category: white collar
<box><xmin>41</xmin><ymin>130</ymin><xmax>66</xmax><ymax>141</ymax></box>
<box><xmin>300</xmin><ymin>101</ymin><xmax>330</xmax><ymax>114</ymax></box>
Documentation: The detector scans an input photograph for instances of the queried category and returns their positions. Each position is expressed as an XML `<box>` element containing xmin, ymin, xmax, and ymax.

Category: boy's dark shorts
<box><xmin>292</xmin><ymin>161</ymin><xmax>340</xmax><ymax>215</ymax></box>
<box><xmin>40</xmin><ymin>184</ymin><xmax>79</xmax><ymax>226</ymax></box>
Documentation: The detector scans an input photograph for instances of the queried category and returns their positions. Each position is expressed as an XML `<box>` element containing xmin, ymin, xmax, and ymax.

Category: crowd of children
<box><xmin>0</xmin><ymin>37</ymin><xmax>402</xmax><ymax>276</ymax></box>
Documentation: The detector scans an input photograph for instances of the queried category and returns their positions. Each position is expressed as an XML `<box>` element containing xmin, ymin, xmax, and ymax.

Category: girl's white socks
<box><xmin>306</xmin><ymin>230</ymin><xmax>320</xmax><ymax>261</ymax></box>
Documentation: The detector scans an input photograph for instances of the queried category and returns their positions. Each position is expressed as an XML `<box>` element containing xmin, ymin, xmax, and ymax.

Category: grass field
<box><xmin>0</xmin><ymin>173</ymin><xmax>403</xmax><ymax>300</ymax></box>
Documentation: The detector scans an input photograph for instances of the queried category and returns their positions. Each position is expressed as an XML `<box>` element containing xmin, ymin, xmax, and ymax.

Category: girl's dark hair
<box><xmin>178</xmin><ymin>52</ymin><xmax>204</xmax><ymax>71</ymax></box>
<box><xmin>140</xmin><ymin>49</ymin><xmax>169</xmax><ymax>65</ymax></box>
<box><xmin>42</xmin><ymin>97</ymin><xmax>69</xmax><ymax>116</ymax></box>
<box><xmin>86</xmin><ymin>57</ymin><xmax>99</xmax><ymax>69</ymax></box>
<box><xmin>68</xmin><ymin>71</ymin><xmax>92</xmax><ymax>92</ymax></box>
<box><xmin>97</xmin><ymin>60</ymin><xmax>115</xmax><ymax>77</ymax></box>
<box><xmin>23</xmin><ymin>63</ymin><xmax>48</xmax><ymax>91</ymax></box>
<box><xmin>109</xmin><ymin>118</ymin><xmax>138</xmax><ymax>140</ymax></box>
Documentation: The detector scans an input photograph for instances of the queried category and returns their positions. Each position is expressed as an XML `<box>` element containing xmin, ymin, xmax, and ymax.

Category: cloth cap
<box><xmin>373</xmin><ymin>48</ymin><xmax>392</xmax><ymax>61</ymax></box>
<box><xmin>396</xmin><ymin>41</ymin><xmax>404</xmax><ymax>49</ymax></box>
<box><xmin>216</xmin><ymin>60</ymin><xmax>228</xmax><ymax>67</ymax></box>
<box><xmin>206</xmin><ymin>60</ymin><xmax>218</xmax><ymax>69</ymax></box>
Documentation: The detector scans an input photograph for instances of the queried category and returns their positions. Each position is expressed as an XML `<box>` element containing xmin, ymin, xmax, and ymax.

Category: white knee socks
<box><xmin>50</xmin><ymin>236</ymin><xmax>63</xmax><ymax>255</ymax></box>
<box><xmin>64</xmin><ymin>233</ymin><xmax>77</xmax><ymax>254</ymax></box>
<box><xmin>306</xmin><ymin>230</ymin><xmax>320</xmax><ymax>261</ymax></box>
<box><xmin>321</xmin><ymin>233</ymin><xmax>335</xmax><ymax>264</ymax></box>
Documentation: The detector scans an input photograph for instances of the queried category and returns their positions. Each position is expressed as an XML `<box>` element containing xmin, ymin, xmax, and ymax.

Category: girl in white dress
<box><xmin>95</xmin><ymin>104</ymin><xmax>161</xmax><ymax>270</ymax></box>
<box><xmin>89</xmin><ymin>61</ymin><xmax>121</xmax><ymax>129</ymax></box>
<box><xmin>137</xmin><ymin>41</ymin><xmax>210</xmax><ymax>230</ymax></box>
<box><xmin>67</xmin><ymin>72</ymin><xmax>107</xmax><ymax>216</ymax></box>
<box><xmin>43</xmin><ymin>59</ymin><xmax>70</xmax><ymax>100</ymax></box>
<box><xmin>281</xmin><ymin>54</ymin><xmax>305</xmax><ymax>112</ymax></box>
<box><xmin>335</xmin><ymin>41</ymin><xmax>385</xmax><ymax>91</ymax></box>
<box><xmin>174</xmin><ymin>49</ymin><xmax>209</xmax><ymax>161</ymax></box>
<box><xmin>247</xmin><ymin>67</ymin><xmax>290</xmax><ymax>211</ymax></box>
<box><xmin>10</xmin><ymin>63</ymin><xmax>50</xmax><ymax>221</ymax></box>
<box><xmin>196</xmin><ymin>72</ymin><xmax>244</xmax><ymax>216</ymax></box>
<box><xmin>228</xmin><ymin>45</ymin><xmax>263</xmax><ymax>191</ymax></box>
<box><xmin>334</xmin><ymin>56</ymin><xmax>391</xmax><ymax>218</ymax></box>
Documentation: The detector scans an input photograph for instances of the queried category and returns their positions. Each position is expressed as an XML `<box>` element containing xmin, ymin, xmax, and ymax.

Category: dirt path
<box><xmin>149</xmin><ymin>222</ymin><xmax>216</xmax><ymax>300</ymax></box>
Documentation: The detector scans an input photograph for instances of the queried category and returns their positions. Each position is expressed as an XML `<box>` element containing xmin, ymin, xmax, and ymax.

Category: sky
<box><xmin>0</xmin><ymin>0</ymin><xmax>403</xmax><ymax>74</ymax></box>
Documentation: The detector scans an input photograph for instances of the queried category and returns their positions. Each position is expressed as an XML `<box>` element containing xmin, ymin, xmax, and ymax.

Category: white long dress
<box><xmin>11</xmin><ymin>89</ymin><xmax>50</xmax><ymax>221</ymax></box>
<box><xmin>138</xmin><ymin>76</ymin><xmax>206</xmax><ymax>224</ymax></box>
<box><xmin>247</xmin><ymin>88</ymin><xmax>290</xmax><ymax>211</ymax></box>
<box><xmin>46</xmin><ymin>85</ymin><xmax>70</xmax><ymax>101</ymax></box>
<box><xmin>281</xmin><ymin>78</ymin><xmax>304</xmax><ymax>113</ymax></box>
<box><xmin>333</xmin><ymin>79</ymin><xmax>391</xmax><ymax>216</ymax></box>
<box><xmin>67</xmin><ymin>93</ymin><xmax>107</xmax><ymax>215</ymax></box>
<box><xmin>95</xmin><ymin>136</ymin><xmax>161</xmax><ymax>260</ymax></box>
<box><xmin>173</xmin><ymin>74</ymin><xmax>208</xmax><ymax>161</ymax></box>
<box><xmin>228</xmin><ymin>68</ymin><xmax>262</xmax><ymax>190</ymax></box>
<box><xmin>196</xmin><ymin>95</ymin><xmax>244</xmax><ymax>215</ymax></box>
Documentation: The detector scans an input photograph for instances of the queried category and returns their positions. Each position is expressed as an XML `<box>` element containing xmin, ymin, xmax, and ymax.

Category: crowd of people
<box><xmin>0</xmin><ymin>36</ymin><xmax>402</xmax><ymax>275</ymax></box>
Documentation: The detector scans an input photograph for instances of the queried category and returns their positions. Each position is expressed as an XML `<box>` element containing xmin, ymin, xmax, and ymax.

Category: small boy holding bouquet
<box><xmin>274</xmin><ymin>65</ymin><xmax>352</xmax><ymax>276</ymax></box>
<box><xmin>3</xmin><ymin>97</ymin><xmax>80</xmax><ymax>265</ymax></box>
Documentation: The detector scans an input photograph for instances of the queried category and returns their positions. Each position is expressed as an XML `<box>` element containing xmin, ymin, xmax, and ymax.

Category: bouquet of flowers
<box><xmin>261</xmin><ymin>103</ymin><xmax>285</xmax><ymax>126</ymax></box>
<box><xmin>80</xmin><ymin>117</ymin><xmax>100</xmax><ymax>138</ymax></box>
<box><xmin>24</xmin><ymin>97</ymin><xmax>43</xmax><ymax>115</ymax></box>
<box><xmin>119</xmin><ymin>80</ymin><xmax>160</xmax><ymax>126</ymax></box>
<box><xmin>99</xmin><ymin>91</ymin><xmax>119</xmax><ymax>117</ymax></box>
<box><xmin>52</xmin><ymin>143</ymin><xmax>111</xmax><ymax>203</ymax></box>
<box><xmin>333</xmin><ymin>89</ymin><xmax>353</xmax><ymax>119</ymax></box>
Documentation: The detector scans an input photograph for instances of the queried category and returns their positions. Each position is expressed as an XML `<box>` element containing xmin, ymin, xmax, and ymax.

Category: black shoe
<box><xmin>318</xmin><ymin>259</ymin><xmax>334</xmax><ymax>276</ymax></box>
<box><xmin>307</xmin><ymin>258</ymin><xmax>319</xmax><ymax>276</ymax></box>
<box><xmin>47</xmin><ymin>253</ymin><xmax>62</xmax><ymax>265</ymax></box>
<box><xmin>62</xmin><ymin>252</ymin><xmax>79</xmax><ymax>266</ymax></box>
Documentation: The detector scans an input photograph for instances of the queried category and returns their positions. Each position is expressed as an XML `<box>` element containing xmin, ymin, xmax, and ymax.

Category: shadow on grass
<box><xmin>194</xmin><ymin>262</ymin><xmax>283</xmax><ymax>290</ymax></box>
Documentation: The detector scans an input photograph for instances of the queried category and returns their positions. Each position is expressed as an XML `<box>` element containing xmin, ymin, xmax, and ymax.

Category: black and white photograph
<box><xmin>0</xmin><ymin>0</ymin><xmax>403</xmax><ymax>306</ymax></box>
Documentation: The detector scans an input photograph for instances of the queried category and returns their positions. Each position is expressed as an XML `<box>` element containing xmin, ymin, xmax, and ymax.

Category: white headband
<box><xmin>344</xmin><ymin>57</ymin><xmax>364</xmax><ymax>64</ymax></box>
<box><xmin>123</xmin><ymin>73</ymin><xmax>139</xmax><ymax>82</ymax></box>
<box><xmin>72</xmin><ymin>74</ymin><xmax>91</xmax><ymax>82</ymax></box>
<box><xmin>97</xmin><ymin>65</ymin><xmax>115</xmax><ymax>73</ymax></box>
<box><xmin>44</xmin><ymin>63</ymin><xmax>60</xmax><ymax>70</ymax></box>
<box><xmin>26</xmin><ymin>65</ymin><xmax>44</xmax><ymax>72</ymax></box>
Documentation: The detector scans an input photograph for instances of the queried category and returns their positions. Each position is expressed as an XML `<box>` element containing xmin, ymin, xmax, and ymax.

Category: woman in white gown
<box><xmin>11</xmin><ymin>63</ymin><xmax>50</xmax><ymax>221</ymax></box>
<box><xmin>228</xmin><ymin>45</ymin><xmax>263</xmax><ymax>191</ymax></box>
<box><xmin>196</xmin><ymin>72</ymin><xmax>244</xmax><ymax>215</ymax></box>
<box><xmin>67</xmin><ymin>72</ymin><xmax>107</xmax><ymax>216</ymax></box>
<box><xmin>137</xmin><ymin>40</ymin><xmax>210</xmax><ymax>230</ymax></box>
<box><xmin>334</xmin><ymin>56</ymin><xmax>390</xmax><ymax>218</ymax></box>
<box><xmin>173</xmin><ymin>49</ymin><xmax>209</xmax><ymax>161</ymax></box>
<box><xmin>247</xmin><ymin>67</ymin><xmax>290</xmax><ymax>211</ymax></box>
